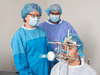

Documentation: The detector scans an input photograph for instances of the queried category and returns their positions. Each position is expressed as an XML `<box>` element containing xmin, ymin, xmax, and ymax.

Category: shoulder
<box><xmin>37</xmin><ymin>26</ymin><xmax>45</xmax><ymax>32</ymax></box>
<box><xmin>61</xmin><ymin>20</ymin><xmax>73</xmax><ymax>28</ymax></box>
<box><xmin>51</xmin><ymin>62</ymin><xmax>61</xmax><ymax>75</ymax></box>
<box><xmin>62</xmin><ymin>20</ymin><xmax>77</xmax><ymax>30</ymax></box>
<box><xmin>61</xmin><ymin>20</ymin><xmax>71</xmax><ymax>25</ymax></box>
<box><xmin>13</xmin><ymin>27</ymin><xmax>24</xmax><ymax>38</ymax></box>
<box><xmin>52</xmin><ymin>61</ymin><xmax>63</xmax><ymax>70</ymax></box>
<box><xmin>38</xmin><ymin>21</ymin><xmax>47</xmax><ymax>27</ymax></box>
<box><xmin>11</xmin><ymin>27</ymin><xmax>25</xmax><ymax>46</ymax></box>
<box><xmin>83</xmin><ymin>63</ymin><xmax>97</xmax><ymax>75</ymax></box>
<box><xmin>60</xmin><ymin>20</ymin><xmax>74</xmax><ymax>30</ymax></box>
<box><xmin>37</xmin><ymin>26</ymin><xmax>47</xmax><ymax>36</ymax></box>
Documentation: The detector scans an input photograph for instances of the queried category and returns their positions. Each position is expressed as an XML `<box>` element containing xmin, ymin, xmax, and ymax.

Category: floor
<box><xmin>0</xmin><ymin>71</ymin><xmax>19</xmax><ymax>75</ymax></box>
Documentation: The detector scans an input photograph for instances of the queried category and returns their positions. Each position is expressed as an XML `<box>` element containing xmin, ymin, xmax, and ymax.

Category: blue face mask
<box><xmin>28</xmin><ymin>17</ymin><xmax>40</xmax><ymax>26</ymax></box>
<box><xmin>49</xmin><ymin>14</ymin><xmax>60</xmax><ymax>23</ymax></box>
<box><xmin>61</xmin><ymin>50</ymin><xmax>67</xmax><ymax>53</ymax></box>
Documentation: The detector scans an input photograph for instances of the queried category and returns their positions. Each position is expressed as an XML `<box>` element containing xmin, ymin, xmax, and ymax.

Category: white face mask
<box><xmin>49</xmin><ymin>14</ymin><xmax>60</xmax><ymax>22</ymax></box>
<box><xmin>28</xmin><ymin>17</ymin><xmax>40</xmax><ymax>26</ymax></box>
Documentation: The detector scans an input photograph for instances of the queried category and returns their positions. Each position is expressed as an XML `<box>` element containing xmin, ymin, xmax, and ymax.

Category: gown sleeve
<box><xmin>11</xmin><ymin>32</ymin><xmax>33</xmax><ymax>75</ymax></box>
<box><xmin>46</xmin><ymin>38</ymin><xmax>56</xmax><ymax>67</ymax></box>
<box><xmin>67</xmin><ymin>22</ymin><xmax>78</xmax><ymax>35</ymax></box>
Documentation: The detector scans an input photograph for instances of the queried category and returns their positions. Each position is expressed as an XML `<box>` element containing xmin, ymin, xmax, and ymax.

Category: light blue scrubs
<box><xmin>11</xmin><ymin>25</ymin><xmax>54</xmax><ymax>75</ymax></box>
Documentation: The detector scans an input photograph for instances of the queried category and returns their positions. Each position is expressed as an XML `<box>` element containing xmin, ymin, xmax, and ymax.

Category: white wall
<box><xmin>48</xmin><ymin>0</ymin><xmax>100</xmax><ymax>74</ymax></box>
<box><xmin>0</xmin><ymin>0</ymin><xmax>48</xmax><ymax>72</ymax></box>
<box><xmin>0</xmin><ymin>0</ymin><xmax>100</xmax><ymax>74</ymax></box>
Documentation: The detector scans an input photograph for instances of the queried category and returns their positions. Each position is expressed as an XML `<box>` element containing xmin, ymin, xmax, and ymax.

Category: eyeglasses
<box><xmin>28</xmin><ymin>14</ymin><xmax>41</xmax><ymax>19</ymax></box>
<box><xmin>50</xmin><ymin>12</ymin><xmax>61</xmax><ymax>15</ymax></box>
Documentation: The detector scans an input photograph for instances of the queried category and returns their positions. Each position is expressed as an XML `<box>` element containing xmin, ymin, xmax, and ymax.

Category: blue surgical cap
<box><xmin>62</xmin><ymin>33</ymin><xmax>85</xmax><ymax>58</ymax></box>
<box><xmin>45</xmin><ymin>4</ymin><xmax>62</xmax><ymax>16</ymax></box>
<box><xmin>21</xmin><ymin>3</ymin><xmax>42</xmax><ymax>19</ymax></box>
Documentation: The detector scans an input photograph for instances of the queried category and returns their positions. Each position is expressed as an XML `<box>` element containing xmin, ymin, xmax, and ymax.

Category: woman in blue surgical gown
<box><xmin>11</xmin><ymin>3</ymin><xmax>54</xmax><ymax>75</ymax></box>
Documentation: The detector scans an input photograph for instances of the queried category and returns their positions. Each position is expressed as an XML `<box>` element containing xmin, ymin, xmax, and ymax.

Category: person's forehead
<box><xmin>50</xmin><ymin>11</ymin><xmax>60</xmax><ymax>13</ymax></box>
<box><xmin>29</xmin><ymin>11</ymin><xmax>40</xmax><ymax>14</ymax></box>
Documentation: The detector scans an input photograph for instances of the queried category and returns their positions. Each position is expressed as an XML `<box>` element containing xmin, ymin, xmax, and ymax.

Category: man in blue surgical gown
<box><xmin>11</xmin><ymin>3</ymin><xmax>54</xmax><ymax>75</ymax></box>
<box><xmin>39</xmin><ymin>4</ymin><xmax>77</xmax><ymax>54</ymax></box>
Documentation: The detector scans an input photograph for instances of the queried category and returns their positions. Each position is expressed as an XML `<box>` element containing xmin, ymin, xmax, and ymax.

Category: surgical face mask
<box><xmin>28</xmin><ymin>17</ymin><xmax>40</xmax><ymax>26</ymax></box>
<box><xmin>49</xmin><ymin>14</ymin><xmax>60</xmax><ymax>22</ymax></box>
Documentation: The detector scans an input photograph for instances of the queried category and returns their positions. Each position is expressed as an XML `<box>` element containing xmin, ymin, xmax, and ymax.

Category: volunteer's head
<box><xmin>45</xmin><ymin>4</ymin><xmax>62</xmax><ymax>23</ymax></box>
<box><xmin>21</xmin><ymin>3</ymin><xmax>42</xmax><ymax>27</ymax></box>
<box><xmin>62</xmin><ymin>33</ymin><xmax>84</xmax><ymax>63</ymax></box>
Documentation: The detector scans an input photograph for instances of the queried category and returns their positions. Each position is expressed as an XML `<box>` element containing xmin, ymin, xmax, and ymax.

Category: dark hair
<box><xmin>23</xmin><ymin>18</ymin><xmax>26</xmax><ymax>22</ymax></box>
<box><xmin>23</xmin><ymin>15</ymin><xmax>27</xmax><ymax>22</ymax></box>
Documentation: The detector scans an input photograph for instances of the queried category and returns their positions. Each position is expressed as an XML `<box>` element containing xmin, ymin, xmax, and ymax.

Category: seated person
<box><xmin>50</xmin><ymin>33</ymin><xmax>97</xmax><ymax>75</ymax></box>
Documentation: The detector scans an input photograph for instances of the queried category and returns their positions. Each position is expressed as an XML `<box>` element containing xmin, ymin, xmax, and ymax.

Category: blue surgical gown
<box><xmin>11</xmin><ymin>26</ymin><xmax>54</xmax><ymax>75</ymax></box>
<box><xmin>39</xmin><ymin>20</ymin><xmax>77</xmax><ymax>53</ymax></box>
